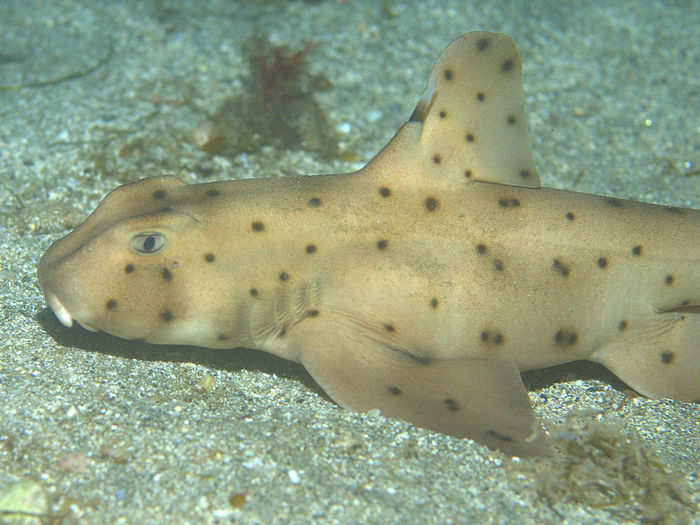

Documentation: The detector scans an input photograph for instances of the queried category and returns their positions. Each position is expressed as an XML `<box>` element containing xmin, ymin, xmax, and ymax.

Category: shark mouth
<box><xmin>45</xmin><ymin>292</ymin><xmax>98</xmax><ymax>332</ymax></box>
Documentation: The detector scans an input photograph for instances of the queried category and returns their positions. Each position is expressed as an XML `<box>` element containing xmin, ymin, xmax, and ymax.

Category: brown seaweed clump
<box><xmin>523</xmin><ymin>415</ymin><xmax>697</xmax><ymax>523</ymax></box>
<box><xmin>193</xmin><ymin>34</ymin><xmax>336</xmax><ymax>160</ymax></box>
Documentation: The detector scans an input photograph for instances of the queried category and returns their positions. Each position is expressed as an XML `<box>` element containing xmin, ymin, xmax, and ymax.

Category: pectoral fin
<box><xmin>292</xmin><ymin>323</ymin><xmax>550</xmax><ymax>456</ymax></box>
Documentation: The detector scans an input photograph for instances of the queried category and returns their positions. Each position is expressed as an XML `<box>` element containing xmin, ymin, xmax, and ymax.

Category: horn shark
<box><xmin>38</xmin><ymin>32</ymin><xmax>699</xmax><ymax>456</ymax></box>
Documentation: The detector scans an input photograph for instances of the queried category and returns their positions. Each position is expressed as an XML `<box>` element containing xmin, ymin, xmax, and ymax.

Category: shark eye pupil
<box><xmin>130</xmin><ymin>232</ymin><xmax>166</xmax><ymax>255</ymax></box>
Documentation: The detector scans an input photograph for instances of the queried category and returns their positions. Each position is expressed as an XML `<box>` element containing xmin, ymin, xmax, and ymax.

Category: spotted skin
<box><xmin>38</xmin><ymin>33</ymin><xmax>699</xmax><ymax>456</ymax></box>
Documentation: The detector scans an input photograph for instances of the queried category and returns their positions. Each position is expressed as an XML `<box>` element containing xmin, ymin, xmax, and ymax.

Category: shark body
<box><xmin>38</xmin><ymin>32</ymin><xmax>700</xmax><ymax>455</ymax></box>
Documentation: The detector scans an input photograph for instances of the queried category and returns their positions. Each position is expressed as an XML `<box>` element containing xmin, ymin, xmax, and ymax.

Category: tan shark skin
<box><xmin>38</xmin><ymin>32</ymin><xmax>700</xmax><ymax>456</ymax></box>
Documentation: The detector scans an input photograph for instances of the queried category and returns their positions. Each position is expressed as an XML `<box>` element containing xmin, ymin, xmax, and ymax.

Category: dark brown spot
<box><xmin>476</xmin><ymin>243</ymin><xmax>487</xmax><ymax>254</ymax></box>
<box><xmin>204</xmin><ymin>253</ymin><xmax>215</xmax><ymax>262</ymax></box>
<box><xmin>433</xmin><ymin>154</ymin><xmax>442</xmax><ymax>164</ymax></box>
<box><xmin>161</xmin><ymin>268</ymin><xmax>173</xmax><ymax>281</ymax></box>
<box><xmin>660</xmin><ymin>351</ymin><xmax>674</xmax><ymax>364</ymax></box>
<box><xmin>443</xmin><ymin>399</ymin><xmax>459</xmax><ymax>412</ymax></box>
<box><xmin>308</xmin><ymin>197</ymin><xmax>321</xmax><ymax>207</ymax></box>
<box><xmin>205</xmin><ymin>189</ymin><xmax>220</xmax><ymax>197</ymax></box>
<box><xmin>606</xmin><ymin>198</ymin><xmax>623</xmax><ymax>208</ymax></box>
<box><xmin>665</xmin><ymin>274</ymin><xmax>674</xmax><ymax>285</ymax></box>
<box><xmin>519</xmin><ymin>169</ymin><xmax>532</xmax><ymax>179</ymax></box>
<box><xmin>439</xmin><ymin>110</ymin><xmax>447</xmax><ymax>118</ymax></box>
<box><xmin>555</xmin><ymin>329</ymin><xmax>578</xmax><ymax>346</ymax></box>
<box><xmin>106</xmin><ymin>299</ymin><xmax>117</xmax><ymax>310</ymax></box>
<box><xmin>278</xmin><ymin>326</ymin><xmax>287</xmax><ymax>338</ymax></box>
<box><xmin>597</xmin><ymin>257</ymin><xmax>608</xmax><ymax>269</ymax></box>
<box><xmin>632</xmin><ymin>245</ymin><xmax>642</xmax><ymax>256</ymax></box>
<box><xmin>507</xmin><ymin>115</ymin><xmax>517</xmax><ymax>125</ymax></box>
<box><xmin>476</xmin><ymin>38</ymin><xmax>490</xmax><ymax>51</ymax></box>
<box><xmin>424</xmin><ymin>197</ymin><xmax>439</xmax><ymax>212</ymax></box>
<box><xmin>251</xmin><ymin>221</ymin><xmax>265</xmax><ymax>232</ymax></box>
<box><xmin>161</xmin><ymin>310</ymin><xmax>174</xmax><ymax>322</ymax></box>
<box><xmin>306</xmin><ymin>244</ymin><xmax>317</xmax><ymax>254</ymax></box>
<box><xmin>465</xmin><ymin>133</ymin><xmax>475</xmax><ymax>142</ymax></box>
<box><xmin>565</xmin><ymin>212</ymin><xmax>575</xmax><ymax>221</ymax></box>
<box><xmin>486</xmin><ymin>429</ymin><xmax>513</xmax><ymax>442</ymax></box>
<box><xmin>152</xmin><ymin>189</ymin><xmax>166</xmax><ymax>199</ymax></box>
<box><xmin>501</xmin><ymin>59</ymin><xmax>514</xmax><ymax>72</ymax></box>
<box><xmin>307</xmin><ymin>309</ymin><xmax>319</xmax><ymax>317</ymax></box>
<box><xmin>430</xmin><ymin>298</ymin><xmax>439</xmax><ymax>309</ymax></box>
<box><xmin>218</xmin><ymin>333</ymin><xmax>229</xmax><ymax>341</ymax></box>
<box><xmin>249</xmin><ymin>288</ymin><xmax>258</xmax><ymax>297</ymax></box>
<box><xmin>493</xmin><ymin>259</ymin><xmax>504</xmax><ymax>272</ymax></box>
<box><xmin>480</xmin><ymin>330</ymin><xmax>504</xmax><ymax>346</ymax></box>
<box><xmin>552</xmin><ymin>259</ymin><xmax>570</xmax><ymax>277</ymax></box>
<box><xmin>464</xmin><ymin>169</ymin><xmax>472</xmax><ymax>178</ymax></box>
<box><xmin>377</xmin><ymin>239</ymin><xmax>388</xmax><ymax>250</ymax></box>
<box><xmin>388</xmin><ymin>386</ymin><xmax>402</xmax><ymax>396</ymax></box>
<box><xmin>443</xmin><ymin>69</ymin><xmax>453</xmax><ymax>80</ymax></box>
<box><xmin>384</xmin><ymin>323</ymin><xmax>395</xmax><ymax>333</ymax></box>
<box><xmin>476</xmin><ymin>92</ymin><xmax>485</xmax><ymax>102</ymax></box>
<box><xmin>279</xmin><ymin>272</ymin><xmax>289</xmax><ymax>282</ymax></box>
<box><xmin>618</xmin><ymin>320</ymin><xmax>628</xmax><ymax>331</ymax></box>
<box><xmin>125</xmin><ymin>264</ymin><xmax>135</xmax><ymax>274</ymax></box>
<box><xmin>498</xmin><ymin>198</ymin><xmax>520</xmax><ymax>208</ymax></box>
<box><xmin>379</xmin><ymin>187</ymin><xmax>391</xmax><ymax>198</ymax></box>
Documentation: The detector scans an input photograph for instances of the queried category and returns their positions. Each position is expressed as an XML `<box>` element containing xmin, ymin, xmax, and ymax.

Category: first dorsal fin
<box><xmin>406</xmin><ymin>32</ymin><xmax>540</xmax><ymax>188</ymax></box>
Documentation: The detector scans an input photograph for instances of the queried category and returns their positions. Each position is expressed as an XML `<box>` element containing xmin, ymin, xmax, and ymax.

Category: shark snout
<box><xmin>44</xmin><ymin>292</ymin><xmax>98</xmax><ymax>332</ymax></box>
<box><xmin>44</xmin><ymin>291</ymin><xmax>73</xmax><ymax>328</ymax></box>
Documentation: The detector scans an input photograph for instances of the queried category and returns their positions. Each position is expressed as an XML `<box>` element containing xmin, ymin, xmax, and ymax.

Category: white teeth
<box><xmin>46</xmin><ymin>293</ymin><xmax>73</xmax><ymax>328</ymax></box>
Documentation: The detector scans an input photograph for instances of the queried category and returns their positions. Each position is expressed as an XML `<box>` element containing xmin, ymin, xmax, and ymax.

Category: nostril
<box><xmin>46</xmin><ymin>292</ymin><xmax>73</xmax><ymax>328</ymax></box>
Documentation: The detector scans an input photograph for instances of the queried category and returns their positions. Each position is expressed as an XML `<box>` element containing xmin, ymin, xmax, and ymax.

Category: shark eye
<box><xmin>130</xmin><ymin>232</ymin><xmax>167</xmax><ymax>255</ymax></box>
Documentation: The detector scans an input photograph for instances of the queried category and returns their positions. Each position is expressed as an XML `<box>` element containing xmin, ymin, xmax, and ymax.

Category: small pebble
<box><xmin>288</xmin><ymin>470</ymin><xmax>301</xmax><ymax>484</ymax></box>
